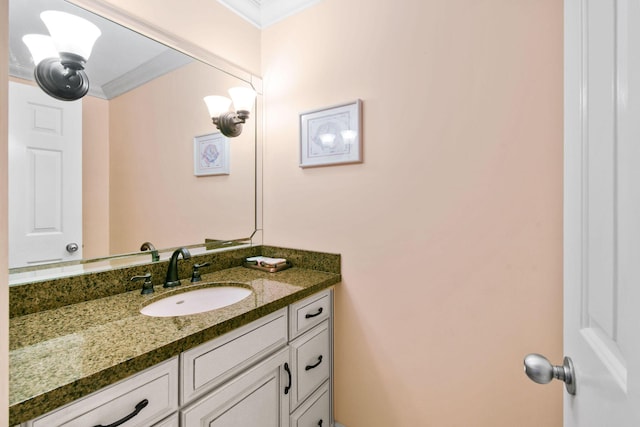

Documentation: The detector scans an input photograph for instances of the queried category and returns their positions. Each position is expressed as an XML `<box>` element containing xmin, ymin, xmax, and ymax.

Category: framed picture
<box><xmin>299</xmin><ymin>99</ymin><xmax>362</xmax><ymax>168</ymax></box>
<box><xmin>194</xmin><ymin>132</ymin><xmax>229</xmax><ymax>176</ymax></box>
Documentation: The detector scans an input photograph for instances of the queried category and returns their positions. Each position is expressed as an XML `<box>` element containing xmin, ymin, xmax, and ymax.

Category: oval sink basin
<box><xmin>140</xmin><ymin>286</ymin><xmax>252</xmax><ymax>317</ymax></box>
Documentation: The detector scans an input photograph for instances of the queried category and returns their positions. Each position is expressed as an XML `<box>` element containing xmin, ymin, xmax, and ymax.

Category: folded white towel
<box><xmin>246</xmin><ymin>256</ymin><xmax>288</xmax><ymax>266</ymax></box>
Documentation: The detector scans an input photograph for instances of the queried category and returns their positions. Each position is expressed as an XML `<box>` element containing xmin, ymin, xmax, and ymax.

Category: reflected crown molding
<box><xmin>68</xmin><ymin>0</ymin><xmax>259</xmax><ymax>86</ymax></box>
<box><xmin>217</xmin><ymin>0</ymin><xmax>322</xmax><ymax>29</ymax></box>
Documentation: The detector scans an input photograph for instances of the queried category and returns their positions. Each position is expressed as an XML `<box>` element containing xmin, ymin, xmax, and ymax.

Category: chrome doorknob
<box><xmin>524</xmin><ymin>353</ymin><xmax>576</xmax><ymax>395</ymax></box>
<box><xmin>66</xmin><ymin>242</ymin><xmax>79</xmax><ymax>253</ymax></box>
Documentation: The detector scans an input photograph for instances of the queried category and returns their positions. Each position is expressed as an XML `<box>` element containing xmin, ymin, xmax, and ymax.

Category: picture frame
<box><xmin>193</xmin><ymin>132</ymin><xmax>229</xmax><ymax>176</ymax></box>
<box><xmin>299</xmin><ymin>99</ymin><xmax>362</xmax><ymax>168</ymax></box>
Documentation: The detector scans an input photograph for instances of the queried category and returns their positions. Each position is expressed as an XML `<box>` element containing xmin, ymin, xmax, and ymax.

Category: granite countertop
<box><xmin>9</xmin><ymin>265</ymin><xmax>340</xmax><ymax>424</ymax></box>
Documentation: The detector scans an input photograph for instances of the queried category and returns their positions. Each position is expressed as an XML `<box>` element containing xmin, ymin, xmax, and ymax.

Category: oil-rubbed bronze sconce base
<box><xmin>213</xmin><ymin>111</ymin><xmax>247</xmax><ymax>138</ymax></box>
<box><xmin>34</xmin><ymin>56</ymin><xmax>89</xmax><ymax>101</ymax></box>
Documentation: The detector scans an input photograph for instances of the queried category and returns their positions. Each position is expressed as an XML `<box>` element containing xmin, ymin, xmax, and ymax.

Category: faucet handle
<box><xmin>191</xmin><ymin>262</ymin><xmax>211</xmax><ymax>282</ymax></box>
<box><xmin>131</xmin><ymin>273</ymin><xmax>154</xmax><ymax>295</ymax></box>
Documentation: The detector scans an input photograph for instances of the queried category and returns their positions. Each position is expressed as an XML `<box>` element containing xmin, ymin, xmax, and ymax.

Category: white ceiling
<box><xmin>217</xmin><ymin>0</ymin><xmax>321</xmax><ymax>28</ymax></box>
<box><xmin>8</xmin><ymin>0</ymin><xmax>193</xmax><ymax>100</ymax></box>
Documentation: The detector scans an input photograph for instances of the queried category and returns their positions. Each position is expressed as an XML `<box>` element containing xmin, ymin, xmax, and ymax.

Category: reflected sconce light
<box><xmin>23</xmin><ymin>11</ymin><xmax>101</xmax><ymax>101</ymax></box>
<box><xmin>203</xmin><ymin>87</ymin><xmax>257</xmax><ymax>138</ymax></box>
<box><xmin>340</xmin><ymin>130</ymin><xmax>357</xmax><ymax>145</ymax></box>
<box><xmin>319</xmin><ymin>133</ymin><xmax>336</xmax><ymax>148</ymax></box>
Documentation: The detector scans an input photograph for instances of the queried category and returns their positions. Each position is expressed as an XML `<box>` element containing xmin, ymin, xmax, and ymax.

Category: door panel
<box><xmin>8</xmin><ymin>81</ymin><xmax>82</xmax><ymax>268</ymax></box>
<box><xmin>564</xmin><ymin>0</ymin><xmax>640</xmax><ymax>425</ymax></box>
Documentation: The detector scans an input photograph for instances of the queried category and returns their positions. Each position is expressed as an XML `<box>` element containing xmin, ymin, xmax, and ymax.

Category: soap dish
<box><xmin>244</xmin><ymin>257</ymin><xmax>292</xmax><ymax>273</ymax></box>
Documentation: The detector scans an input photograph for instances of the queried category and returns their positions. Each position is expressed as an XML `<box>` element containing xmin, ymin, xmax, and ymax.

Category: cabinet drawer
<box><xmin>28</xmin><ymin>357</ymin><xmax>179</xmax><ymax>427</ymax></box>
<box><xmin>181</xmin><ymin>308</ymin><xmax>288</xmax><ymax>404</ymax></box>
<box><xmin>290</xmin><ymin>321</ymin><xmax>330</xmax><ymax>409</ymax></box>
<box><xmin>290</xmin><ymin>381</ymin><xmax>330</xmax><ymax>427</ymax></box>
<box><xmin>289</xmin><ymin>290</ymin><xmax>331</xmax><ymax>339</ymax></box>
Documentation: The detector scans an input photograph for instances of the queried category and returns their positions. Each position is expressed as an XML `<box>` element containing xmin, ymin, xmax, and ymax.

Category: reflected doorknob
<box><xmin>524</xmin><ymin>353</ymin><xmax>576</xmax><ymax>395</ymax></box>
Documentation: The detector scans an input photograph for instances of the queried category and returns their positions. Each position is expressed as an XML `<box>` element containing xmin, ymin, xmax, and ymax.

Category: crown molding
<box><xmin>217</xmin><ymin>0</ymin><xmax>321</xmax><ymax>29</ymax></box>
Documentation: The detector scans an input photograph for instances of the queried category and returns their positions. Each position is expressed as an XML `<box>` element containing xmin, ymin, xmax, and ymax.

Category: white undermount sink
<box><xmin>140</xmin><ymin>285</ymin><xmax>252</xmax><ymax>317</ymax></box>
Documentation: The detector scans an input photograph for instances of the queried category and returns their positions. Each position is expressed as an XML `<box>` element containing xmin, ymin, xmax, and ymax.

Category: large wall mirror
<box><xmin>8</xmin><ymin>0</ymin><xmax>261</xmax><ymax>284</ymax></box>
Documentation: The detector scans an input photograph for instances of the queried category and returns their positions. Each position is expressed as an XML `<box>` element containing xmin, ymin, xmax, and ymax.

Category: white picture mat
<box><xmin>299</xmin><ymin>99</ymin><xmax>362</xmax><ymax>167</ymax></box>
<box><xmin>194</xmin><ymin>132</ymin><xmax>230</xmax><ymax>176</ymax></box>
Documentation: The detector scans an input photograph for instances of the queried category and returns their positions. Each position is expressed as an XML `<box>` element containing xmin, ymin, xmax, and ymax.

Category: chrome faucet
<box><xmin>164</xmin><ymin>247</ymin><xmax>191</xmax><ymax>288</ymax></box>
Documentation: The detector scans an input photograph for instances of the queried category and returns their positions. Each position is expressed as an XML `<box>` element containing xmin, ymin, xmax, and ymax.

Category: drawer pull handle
<box><xmin>305</xmin><ymin>355</ymin><xmax>323</xmax><ymax>371</ymax></box>
<box><xmin>93</xmin><ymin>399</ymin><xmax>149</xmax><ymax>427</ymax></box>
<box><xmin>284</xmin><ymin>363</ymin><xmax>292</xmax><ymax>394</ymax></box>
<box><xmin>305</xmin><ymin>307</ymin><xmax>323</xmax><ymax>319</ymax></box>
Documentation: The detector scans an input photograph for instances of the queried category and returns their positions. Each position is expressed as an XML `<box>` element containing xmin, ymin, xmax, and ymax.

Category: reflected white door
<box><xmin>564</xmin><ymin>0</ymin><xmax>640</xmax><ymax>425</ymax></box>
<box><xmin>8</xmin><ymin>81</ymin><xmax>82</xmax><ymax>268</ymax></box>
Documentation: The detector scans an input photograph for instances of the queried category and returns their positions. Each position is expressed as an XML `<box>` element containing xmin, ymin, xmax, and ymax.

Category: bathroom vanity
<box><xmin>8</xmin><ymin>246</ymin><xmax>340</xmax><ymax>427</ymax></box>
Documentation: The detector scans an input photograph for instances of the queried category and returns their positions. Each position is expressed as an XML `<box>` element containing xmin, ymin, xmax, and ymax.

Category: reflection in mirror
<box><xmin>8</xmin><ymin>0</ymin><xmax>259</xmax><ymax>283</ymax></box>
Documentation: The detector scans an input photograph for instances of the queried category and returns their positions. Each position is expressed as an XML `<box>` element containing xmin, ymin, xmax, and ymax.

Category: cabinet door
<box><xmin>181</xmin><ymin>347</ymin><xmax>290</xmax><ymax>427</ymax></box>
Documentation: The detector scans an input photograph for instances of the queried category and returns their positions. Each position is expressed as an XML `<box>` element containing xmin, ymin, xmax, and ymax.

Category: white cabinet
<box><xmin>289</xmin><ymin>291</ymin><xmax>331</xmax><ymax>340</ymax></box>
<box><xmin>181</xmin><ymin>290</ymin><xmax>334</xmax><ymax>427</ymax></box>
<box><xmin>180</xmin><ymin>308</ymin><xmax>288</xmax><ymax>404</ymax></box>
<box><xmin>287</xmin><ymin>290</ymin><xmax>333</xmax><ymax>426</ymax></box>
<box><xmin>154</xmin><ymin>413</ymin><xmax>180</xmax><ymax>427</ymax></box>
<box><xmin>181</xmin><ymin>348</ymin><xmax>290</xmax><ymax>426</ymax></box>
<box><xmin>290</xmin><ymin>381</ymin><xmax>330</xmax><ymax>427</ymax></box>
<box><xmin>25</xmin><ymin>357</ymin><xmax>179</xmax><ymax>427</ymax></box>
<box><xmin>289</xmin><ymin>321</ymin><xmax>330</xmax><ymax>410</ymax></box>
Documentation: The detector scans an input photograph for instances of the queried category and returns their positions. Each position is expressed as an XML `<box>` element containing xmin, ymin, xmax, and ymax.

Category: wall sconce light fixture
<box><xmin>23</xmin><ymin>11</ymin><xmax>101</xmax><ymax>101</ymax></box>
<box><xmin>203</xmin><ymin>87</ymin><xmax>257</xmax><ymax>137</ymax></box>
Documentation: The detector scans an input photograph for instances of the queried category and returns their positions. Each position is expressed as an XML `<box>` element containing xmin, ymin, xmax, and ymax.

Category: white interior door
<box><xmin>8</xmin><ymin>81</ymin><xmax>83</xmax><ymax>268</ymax></box>
<box><xmin>563</xmin><ymin>0</ymin><xmax>640</xmax><ymax>425</ymax></box>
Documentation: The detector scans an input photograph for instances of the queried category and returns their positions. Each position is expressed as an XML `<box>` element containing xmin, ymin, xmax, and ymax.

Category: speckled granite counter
<box><xmin>9</xmin><ymin>261</ymin><xmax>340</xmax><ymax>425</ymax></box>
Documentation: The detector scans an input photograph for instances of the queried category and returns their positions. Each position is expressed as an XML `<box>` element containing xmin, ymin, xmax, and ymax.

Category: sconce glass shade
<box><xmin>204</xmin><ymin>95</ymin><xmax>232</xmax><ymax>118</ymax></box>
<box><xmin>22</xmin><ymin>34</ymin><xmax>58</xmax><ymax>65</ymax></box>
<box><xmin>40</xmin><ymin>11</ymin><xmax>101</xmax><ymax>61</ymax></box>
<box><xmin>228</xmin><ymin>87</ymin><xmax>256</xmax><ymax>113</ymax></box>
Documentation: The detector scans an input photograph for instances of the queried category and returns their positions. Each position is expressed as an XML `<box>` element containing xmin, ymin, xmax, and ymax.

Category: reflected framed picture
<box><xmin>194</xmin><ymin>132</ymin><xmax>229</xmax><ymax>176</ymax></box>
<box><xmin>299</xmin><ymin>99</ymin><xmax>362</xmax><ymax>168</ymax></box>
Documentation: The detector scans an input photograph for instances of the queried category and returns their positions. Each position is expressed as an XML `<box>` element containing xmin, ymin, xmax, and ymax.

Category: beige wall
<box><xmin>108</xmin><ymin>61</ymin><xmax>255</xmax><ymax>253</ymax></box>
<box><xmin>1</xmin><ymin>0</ymin><xmax>8</xmax><ymax>425</ymax></box>
<box><xmin>261</xmin><ymin>1</ymin><xmax>563</xmax><ymax>426</ymax></box>
<box><xmin>83</xmin><ymin>96</ymin><xmax>111</xmax><ymax>259</ymax></box>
